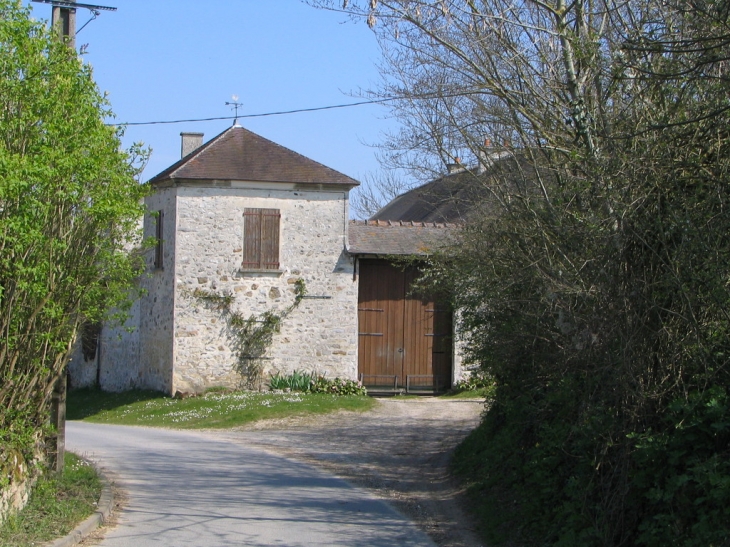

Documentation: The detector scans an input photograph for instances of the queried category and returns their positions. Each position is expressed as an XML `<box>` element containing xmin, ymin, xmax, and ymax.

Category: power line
<box><xmin>110</xmin><ymin>98</ymin><xmax>395</xmax><ymax>127</ymax></box>
<box><xmin>108</xmin><ymin>87</ymin><xmax>492</xmax><ymax>127</ymax></box>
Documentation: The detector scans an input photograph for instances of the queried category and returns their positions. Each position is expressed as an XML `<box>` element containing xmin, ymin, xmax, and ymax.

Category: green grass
<box><xmin>0</xmin><ymin>452</ymin><xmax>101</xmax><ymax>547</ymax></box>
<box><xmin>68</xmin><ymin>388</ymin><xmax>376</xmax><ymax>428</ymax></box>
<box><xmin>440</xmin><ymin>387</ymin><xmax>493</xmax><ymax>399</ymax></box>
<box><xmin>451</xmin><ymin>420</ymin><xmax>508</xmax><ymax>545</ymax></box>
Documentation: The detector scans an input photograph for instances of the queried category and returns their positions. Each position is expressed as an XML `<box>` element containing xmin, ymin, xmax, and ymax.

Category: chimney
<box><xmin>180</xmin><ymin>132</ymin><xmax>204</xmax><ymax>158</ymax></box>
<box><xmin>478</xmin><ymin>138</ymin><xmax>492</xmax><ymax>174</ymax></box>
<box><xmin>447</xmin><ymin>157</ymin><xmax>465</xmax><ymax>174</ymax></box>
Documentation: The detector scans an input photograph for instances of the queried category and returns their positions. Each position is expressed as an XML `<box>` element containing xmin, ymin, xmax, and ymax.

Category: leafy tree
<box><xmin>0</xmin><ymin>0</ymin><xmax>148</xmax><ymax>459</ymax></box>
<box><xmin>315</xmin><ymin>1</ymin><xmax>730</xmax><ymax>544</ymax></box>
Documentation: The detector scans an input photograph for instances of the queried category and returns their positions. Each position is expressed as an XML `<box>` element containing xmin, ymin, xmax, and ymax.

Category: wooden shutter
<box><xmin>243</xmin><ymin>208</ymin><xmax>280</xmax><ymax>269</ymax></box>
<box><xmin>154</xmin><ymin>210</ymin><xmax>164</xmax><ymax>269</ymax></box>
<box><xmin>243</xmin><ymin>208</ymin><xmax>262</xmax><ymax>268</ymax></box>
<box><xmin>260</xmin><ymin>209</ymin><xmax>280</xmax><ymax>269</ymax></box>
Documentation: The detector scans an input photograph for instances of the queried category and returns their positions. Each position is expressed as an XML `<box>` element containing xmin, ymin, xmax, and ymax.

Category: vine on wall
<box><xmin>193</xmin><ymin>279</ymin><xmax>306</xmax><ymax>389</ymax></box>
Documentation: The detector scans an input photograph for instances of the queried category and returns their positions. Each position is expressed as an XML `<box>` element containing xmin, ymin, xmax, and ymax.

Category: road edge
<box><xmin>46</xmin><ymin>456</ymin><xmax>114</xmax><ymax>547</ymax></box>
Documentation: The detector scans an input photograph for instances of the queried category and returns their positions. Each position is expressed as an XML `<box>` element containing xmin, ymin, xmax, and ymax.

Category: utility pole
<box><xmin>52</xmin><ymin>4</ymin><xmax>76</xmax><ymax>47</ymax></box>
<box><xmin>32</xmin><ymin>0</ymin><xmax>117</xmax><ymax>49</ymax></box>
<box><xmin>31</xmin><ymin>0</ymin><xmax>116</xmax><ymax>474</ymax></box>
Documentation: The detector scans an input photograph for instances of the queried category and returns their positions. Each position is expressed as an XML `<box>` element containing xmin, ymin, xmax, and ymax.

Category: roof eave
<box><xmin>348</xmin><ymin>250</ymin><xmax>434</xmax><ymax>258</ymax></box>
<box><xmin>150</xmin><ymin>176</ymin><xmax>358</xmax><ymax>190</ymax></box>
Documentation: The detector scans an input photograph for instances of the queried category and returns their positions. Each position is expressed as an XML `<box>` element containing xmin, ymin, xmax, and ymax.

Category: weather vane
<box><xmin>225</xmin><ymin>95</ymin><xmax>243</xmax><ymax>126</ymax></box>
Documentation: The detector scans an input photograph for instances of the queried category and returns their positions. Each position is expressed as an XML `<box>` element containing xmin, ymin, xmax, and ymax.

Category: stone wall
<box><xmin>67</xmin><ymin>335</ymin><xmax>96</xmax><ymax>390</ymax></box>
<box><xmin>137</xmin><ymin>189</ymin><xmax>178</xmax><ymax>394</ymax></box>
<box><xmin>0</xmin><ymin>443</ymin><xmax>42</xmax><ymax>525</ymax></box>
<box><xmin>451</xmin><ymin>311</ymin><xmax>467</xmax><ymax>384</ymax></box>
<box><xmin>171</xmin><ymin>185</ymin><xmax>358</xmax><ymax>393</ymax></box>
<box><xmin>67</xmin><ymin>180</ymin><xmax>466</xmax><ymax>394</ymax></box>
<box><xmin>67</xmin><ymin>190</ymin><xmax>176</xmax><ymax>394</ymax></box>
<box><xmin>450</xmin><ymin>310</ymin><xmax>474</xmax><ymax>385</ymax></box>
<box><xmin>0</xmin><ymin>450</ymin><xmax>30</xmax><ymax>524</ymax></box>
<box><xmin>66</xmin><ymin>302</ymin><xmax>141</xmax><ymax>392</ymax></box>
<box><xmin>96</xmin><ymin>300</ymin><xmax>141</xmax><ymax>391</ymax></box>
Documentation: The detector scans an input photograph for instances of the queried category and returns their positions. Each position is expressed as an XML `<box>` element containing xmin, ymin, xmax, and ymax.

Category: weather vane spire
<box><xmin>225</xmin><ymin>95</ymin><xmax>243</xmax><ymax>127</ymax></box>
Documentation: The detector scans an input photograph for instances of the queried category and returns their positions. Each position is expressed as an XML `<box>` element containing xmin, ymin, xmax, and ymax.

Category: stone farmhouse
<box><xmin>69</xmin><ymin>124</ymin><xmax>468</xmax><ymax>395</ymax></box>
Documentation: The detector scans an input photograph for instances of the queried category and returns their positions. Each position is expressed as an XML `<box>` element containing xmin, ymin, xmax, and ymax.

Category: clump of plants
<box><xmin>453</xmin><ymin>372</ymin><xmax>494</xmax><ymax>392</ymax></box>
<box><xmin>268</xmin><ymin>370</ymin><xmax>313</xmax><ymax>392</ymax></box>
<box><xmin>444</xmin><ymin>372</ymin><xmax>495</xmax><ymax>400</ymax></box>
<box><xmin>309</xmin><ymin>376</ymin><xmax>367</xmax><ymax>396</ymax></box>
<box><xmin>268</xmin><ymin>371</ymin><xmax>367</xmax><ymax>396</ymax></box>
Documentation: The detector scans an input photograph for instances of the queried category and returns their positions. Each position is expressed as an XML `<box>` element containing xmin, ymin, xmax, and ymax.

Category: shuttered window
<box><xmin>242</xmin><ymin>208</ymin><xmax>280</xmax><ymax>270</ymax></box>
<box><xmin>154</xmin><ymin>209</ymin><xmax>164</xmax><ymax>270</ymax></box>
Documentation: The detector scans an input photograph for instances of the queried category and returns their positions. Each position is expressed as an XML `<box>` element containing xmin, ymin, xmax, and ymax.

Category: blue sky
<box><xmin>24</xmin><ymin>0</ymin><xmax>396</xmax><ymax>184</ymax></box>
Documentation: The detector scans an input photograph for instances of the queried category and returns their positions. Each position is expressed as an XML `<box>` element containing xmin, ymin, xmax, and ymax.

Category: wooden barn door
<box><xmin>358</xmin><ymin>260</ymin><xmax>452</xmax><ymax>392</ymax></box>
<box><xmin>357</xmin><ymin>261</ymin><xmax>406</xmax><ymax>388</ymax></box>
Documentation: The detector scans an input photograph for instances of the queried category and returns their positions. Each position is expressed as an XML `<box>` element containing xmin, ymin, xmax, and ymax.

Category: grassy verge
<box><xmin>452</xmin><ymin>413</ymin><xmax>530</xmax><ymax>547</ymax></box>
<box><xmin>439</xmin><ymin>387</ymin><xmax>492</xmax><ymax>399</ymax></box>
<box><xmin>0</xmin><ymin>452</ymin><xmax>101</xmax><ymax>547</ymax></box>
<box><xmin>67</xmin><ymin>388</ymin><xmax>376</xmax><ymax>428</ymax></box>
<box><xmin>451</xmin><ymin>420</ymin><xmax>503</xmax><ymax>545</ymax></box>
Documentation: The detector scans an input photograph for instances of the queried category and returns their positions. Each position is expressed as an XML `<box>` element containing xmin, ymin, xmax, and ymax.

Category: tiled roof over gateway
<box><xmin>348</xmin><ymin>220</ymin><xmax>456</xmax><ymax>256</ymax></box>
<box><xmin>149</xmin><ymin>125</ymin><xmax>359</xmax><ymax>187</ymax></box>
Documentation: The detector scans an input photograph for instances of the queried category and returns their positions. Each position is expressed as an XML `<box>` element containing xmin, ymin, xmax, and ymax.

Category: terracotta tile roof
<box><xmin>148</xmin><ymin>125</ymin><xmax>359</xmax><ymax>187</ymax></box>
<box><xmin>348</xmin><ymin>220</ymin><xmax>457</xmax><ymax>256</ymax></box>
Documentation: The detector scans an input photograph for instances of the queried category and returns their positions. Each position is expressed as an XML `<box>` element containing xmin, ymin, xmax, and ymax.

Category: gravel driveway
<box><xmin>206</xmin><ymin>397</ymin><xmax>486</xmax><ymax>547</ymax></box>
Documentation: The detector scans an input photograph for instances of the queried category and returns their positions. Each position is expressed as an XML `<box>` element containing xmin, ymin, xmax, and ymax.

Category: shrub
<box><xmin>309</xmin><ymin>376</ymin><xmax>367</xmax><ymax>396</ymax></box>
<box><xmin>453</xmin><ymin>373</ymin><xmax>494</xmax><ymax>392</ymax></box>
<box><xmin>630</xmin><ymin>387</ymin><xmax>730</xmax><ymax>547</ymax></box>
<box><xmin>268</xmin><ymin>371</ymin><xmax>367</xmax><ymax>396</ymax></box>
<box><xmin>267</xmin><ymin>370</ymin><xmax>313</xmax><ymax>392</ymax></box>
<box><xmin>0</xmin><ymin>0</ymin><xmax>148</xmax><ymax>460</ymax></box>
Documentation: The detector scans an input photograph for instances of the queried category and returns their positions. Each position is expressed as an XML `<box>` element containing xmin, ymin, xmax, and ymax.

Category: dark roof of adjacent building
<box><xmin>148</xmin><ymin>124</ymin><xmax>359</xmax><ymax>187</ymax></box>
<box><xmin>355</xmin><ymin>152</ymin><xmax>544</xmax><ymax>256</ymax></box>
<box><xmin>348</xmin><ymin>220</ymin><xmax>456</xmax><ymax>256</ymax></box>
<box><xmin>371</xmin><ymin>151</ymin><xmax>537</xmax><ymax>223</ymax></box>
<box><xmin>370</xmin><ymin>168</ymin><xmax>482</xmax><ymax>223</ymax></box>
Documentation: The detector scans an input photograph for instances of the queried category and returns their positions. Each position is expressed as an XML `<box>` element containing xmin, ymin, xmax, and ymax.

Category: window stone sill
<box><xmin>238</xmin><ymin>268</ymin><xmax>285</xmax><ymax>276</ymax></box>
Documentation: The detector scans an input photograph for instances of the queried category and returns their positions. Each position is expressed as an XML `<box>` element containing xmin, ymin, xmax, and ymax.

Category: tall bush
<box><xmin>0</xmin><ymin>0</ymin><xmax>148</xmax><ymax>458</ymax></box>
<box><xmin>317</xmin><ymin>0</ymin><xmax>730</xmax><ymax>543</ymax></box>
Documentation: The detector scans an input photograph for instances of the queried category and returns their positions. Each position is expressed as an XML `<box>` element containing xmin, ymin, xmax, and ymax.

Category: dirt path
<box><xmin>209</xmin><ymin>397</ymin><xmax>486</xmax><ymax>547</ymax></box>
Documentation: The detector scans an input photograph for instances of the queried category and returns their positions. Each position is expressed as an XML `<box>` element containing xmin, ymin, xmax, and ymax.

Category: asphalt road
<box><xmin>67</xmin><ymin>422</ymin><xmax>437</xmax><ymax>547</ymax></box>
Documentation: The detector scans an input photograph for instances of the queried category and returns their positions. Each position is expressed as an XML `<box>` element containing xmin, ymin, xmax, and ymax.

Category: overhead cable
<box><xmin>110</xmin><ymin>98</ymin><xmax>395</xmax><ymax>127</ymax></box>
<box><xmin>108</xmin><ymin>88</ymin><xmax>490</xmax><ymax>127</ymax></box>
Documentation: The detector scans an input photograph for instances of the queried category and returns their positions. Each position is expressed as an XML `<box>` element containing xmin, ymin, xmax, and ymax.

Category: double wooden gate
<box><xmin>357</xmin><ymin>260</ymin><xmax>452</xmax><ymax>393</ymax></box>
